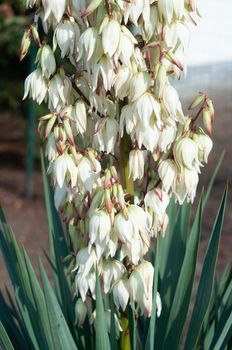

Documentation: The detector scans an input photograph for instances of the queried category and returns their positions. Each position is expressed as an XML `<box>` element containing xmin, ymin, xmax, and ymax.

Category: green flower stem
<box><xmin>120</xmin><ymin>132</ymin><xmax>134</xmax><ymax>200</ymax></box>
<box><xmin>119</xmin><ymin>132</ymin><xmax>134</xmax><ymax>349</ymax></box>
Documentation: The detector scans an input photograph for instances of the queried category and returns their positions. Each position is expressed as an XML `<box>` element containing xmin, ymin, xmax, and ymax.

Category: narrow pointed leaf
<box><xmin>95</xmin><ymin>268</ymin><xmax>111</xmax><ymax>350</ymax></box>
<box><xmin>184</xmin><ymin>187</ymin><xmax>227</xmax><ymax>349</ymax></box>
<box><xmin>163</xmin><ymin>194</ymin><xmax>203</xmax><ymax>349</ymax></box>
<box><xmin>0</xmin><ymin>322</ymin><xmax>15</xmax><ymax>350</ymax></box>
<box><xmin>39</xmin><ymin>260</ymin><xmax>77</xmax><ymax>350</ymax></box>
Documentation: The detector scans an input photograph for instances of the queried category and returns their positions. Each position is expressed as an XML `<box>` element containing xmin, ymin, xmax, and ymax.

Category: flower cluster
<box><xmin>23</xmin><ymin>0</ymin><xmax>214</xmax><ymax>326</ymax></box>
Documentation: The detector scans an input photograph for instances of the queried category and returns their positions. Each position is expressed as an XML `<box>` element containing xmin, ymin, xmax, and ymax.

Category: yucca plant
<box><xmin>0</xmin><ymin>153</ymin><xmax>231</xmax><ymax>350</ymax></box>
<box><xmin>1</xmin><ymin>0</ymin><xmax>232</xmax><ymax>349</ymax></box>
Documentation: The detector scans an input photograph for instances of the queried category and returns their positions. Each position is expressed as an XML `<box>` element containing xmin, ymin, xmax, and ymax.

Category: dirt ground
<box><xmin>0</xmin><ymin>63</ymin><xmax>231</xmax><ymax>290</ymax></box>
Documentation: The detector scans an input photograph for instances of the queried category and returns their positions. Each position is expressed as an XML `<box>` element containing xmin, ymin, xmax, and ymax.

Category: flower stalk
<box><xmin>22</xmin><ymin>0</ymin><xmax>215</xmax><ymax>336</ymax></box>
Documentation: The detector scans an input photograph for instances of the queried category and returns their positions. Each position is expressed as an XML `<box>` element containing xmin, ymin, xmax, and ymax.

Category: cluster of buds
<box><xmin>22</xmin><ymin>0</ymin><xmax>214</xmax><ymax>327</ymax></box>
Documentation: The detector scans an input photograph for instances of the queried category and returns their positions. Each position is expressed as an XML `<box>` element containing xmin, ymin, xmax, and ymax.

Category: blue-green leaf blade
<box><xmin>184</xmin><ymin>187</ymin><xmax>228</xmax><ymax>349</ymax></box>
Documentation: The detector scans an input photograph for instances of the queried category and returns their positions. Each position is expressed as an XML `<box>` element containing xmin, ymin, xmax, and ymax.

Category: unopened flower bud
<box><xmin>75</xmin><ymin>299</ymin><xmax>88</xmax><ymax>327</ymax></box>
<box><xmin>154</xmin><ymin>63</ymin><xmax>167</xmax><ymax>99</ymax></box>
<box><xmin>20</xmin><ymin>30</ymin><xmax>31</xmax><ymax>61</ymax></box>
<box><xmin>188</xmin><ymin>93</ymin><xmax>205</xmax><ymax>110</ymax></box>
<box><xmin>202</xmin><ymin>108</ymin><xmax>213</xmax><ymax>135</ymax></box>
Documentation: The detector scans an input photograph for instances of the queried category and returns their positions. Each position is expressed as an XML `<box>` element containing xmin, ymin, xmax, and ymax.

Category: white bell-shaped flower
<box><xmin>174</xmin><ymin>137</ymin><xmax>201</xmax><ymax>172</ymax></box>
<box><xmin>158</xmin><ymin>159</ymin><xmax>178</xmax><ymax>192</ymax></box>
<box><xmin>113</xmin><ymin>279</ymin><xmax>130</xmax><ymax>311</ymax></box>
<box><xmin>129</xmin><ymin>149</ymin><xmax>145</xmax><ymax>181</ymax></box>
<box><xmin>53</xmin><ymin>153</ymin><xmax>77</xmax><ymax>188</ymax></box>
<box><xmin>103</xmin><ymin>260</ymin><xmax>126</xmax><ymax>294</ymax></box>
<box><xmin>23</xmin><ymin>68</ymin><xmax>47</xmax><ymax>104</ymax></box>
<box><xmin>193</xmin><ymin>133</ymin><xmax>213</xmax><ymax>163</ymax></box>
<box><xmin>53</xmin><ymin>19</ymin><xmax>80</xmax><ymax>58</ymax></box>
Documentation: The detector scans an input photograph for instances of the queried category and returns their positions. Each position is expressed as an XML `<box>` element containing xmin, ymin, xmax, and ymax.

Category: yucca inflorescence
<box><xmin>22</xmin><ymin>0</ymin><xmax>214</xmax><ymax>327</ymax></box>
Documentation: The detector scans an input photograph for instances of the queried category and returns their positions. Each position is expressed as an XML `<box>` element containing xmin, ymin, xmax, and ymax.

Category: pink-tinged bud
<box><xmin>188</xmin><ymin>93</ymin><xmax>205</xmax><ymax>110</ymax></box>
<box><xmin>165</xmin><ymin>51</ymin><xmax>184</xmax><ymax>71</ymax></box>
<box><xmin>45</xmin><ymin>115</ymin><xmax>56</xmax><ymax>139</ymax></box>
<box><xmin>117</xmin><ymin>185</ymin><xmax>125</xmax><ymax>210</ymax></box>
<box><xmin>188</xmin><ymin>0</ymin><xmax>196</xmax><ymax>11</ymax></box>
<box><xmin>203</xmin><ymin>108</ymin><xmax>213</xmax><ymax>135</ymax></box>
<box><xmin>103</xmin><ymin>169</ymin><xmax>111</xmax><ymax>189</ymax></box>
<box><xmin>105</xmin><ymin>189</ymin><xmax>113</xmax><ymax>214</ymax></box>
<box><xmin>110</xmin><ymin>166</ymin><xmax>119</xmax><ymax>183</ymax></box>
<box><xmin>31</xmin><ymin>25</ymin><xmax>41</xmax><ymax>48</ymax></box>
<box><xmin>206</xmin><ymin>98</ymin><xmax>215</xmax><ymax>121</ymax></box>
<box><xmin>63</xmin><ymin>119</ymin><xmax>75</xmax><ymax>145</ymax></box>
<box><xmin>38</xmin><ymin>113</ymin><xmax>53</xmax><ymax>121</ymax></box>
<box><xmin>81</xmin><ymin>0</ymin><xmax>102</xmax><ymax>17</ymax></box>
<box><xmin>20</xmin><ymin>30</ymin><xmax>31</xmax><ymax>61</ymax></box>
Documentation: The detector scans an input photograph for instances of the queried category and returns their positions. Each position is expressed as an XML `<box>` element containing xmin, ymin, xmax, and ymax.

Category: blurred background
<box><xmin>0</xmin><ymin>0</ymin><xmax>231</xmax><ymax>285</ymax></box>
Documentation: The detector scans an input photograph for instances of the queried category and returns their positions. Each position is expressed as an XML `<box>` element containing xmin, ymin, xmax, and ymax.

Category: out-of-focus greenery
<box><xmin>0</xmin><ymin>0</ymin><xmax>30</xmax><ymax>110</ymax></box>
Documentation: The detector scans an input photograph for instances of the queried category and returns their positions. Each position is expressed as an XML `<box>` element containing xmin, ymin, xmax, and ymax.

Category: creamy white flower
<box><xmin>133</xmin><ymin>92</ymin><xmax>162</xmax><ymax>129</ymax></box>
<box><xmin>158</xmin><ymin>124</ymin><xmax>177</xmax><ymax>152</ymax></box>
<box><xmin>173</xmin><ymin>0</ymin><xmax>185</xmax><ymax>19</ymax></box>
<box><xmin>53</xmin><ymin>153</ymin><xmax>77</xmax><ymax>188</ymax></box>
<box><xmin>113</xmin><ymin>67</ymin><xmax>132</xmax><ymax>99</ymax></box>
<box><xmin>158</xmin><ymin>0</ymin><xmax>174</xmax><ymax>24</ymax></box>
<box><xmin>78</xmin><ymin>27</ymin><xmax>98</xmax><ymax>61</ymax></box>
<box><xmin>163</xmin><ymin>85</ymin><xmax>184</xmax><ymax>121</ymax></box>
<box><xmin>89</xmin><ymin>210</ymin><xmax>111</xmax><ymax>244</ymax></box>
<box><xmin>77</xmin><ymin>155</ymin><xmax>101</xmax><ymax>192</ymax></box>
<box><xmin>45</xmin><ymin>133</ymin><xmax>57</xmax><ymax>161</ymax></box>
<box><xmin>53</xmin><ymin>20</ymin><xmax>80</xmax><ymax>58</ymax></box>
<box><xmin>102</xmin><ymin>19</ymin><xmax>121</xmax><ymax>58</ymax></box>
<box><xmin>74</xmin><ymin>247</ymin><xmax>97</xmax><ymax>278</ymax></box>
<box><xmin>113</xmin><ymin>279</ymin><xmax>130</xmax><ymax>311</ymax></box>
<box><xmin>74</xmin><ymin>100</ymin><xmax>87</xmax><ymax>135</ymax></box>
<box><xmin>129</xmin><ymin>261</ymin><xmax>154</xmax><ymax>316</ymax></box>
<box><xmin>193</xmin><ymin>133</ymin><xmax>213</xmax><ymax>163</ymax></box>
<box><xmin>129</xmin><ymin>149</ymin><xmax>145</xmax><ymax>181</ymax></box>
<box><xmin>23</xmin><ymin>68</ymin><xmax>47</xmax><ymax>104</ymax></box>
<box><xmin>40</xmin><ymin>44</ymin><xmax>56</xmax><ymax>78</ymax></box>
<box><xmin>173</xmin><ymin>168</ymin><xmax>199</xmax><ymax>204</ymax></box>
<box><xmin>103</xmin><ymin>260</ymin><xmax>126</xmax><ymax>294</ymax></box>
<box><xmin>174</xmin><ymin>137</ymin><xmax>201</xmax><ymax>172</ymax></box>
<box><xmin>48</xmin><ymin>72</ymin><xmax>73</xmax><ymax>110</ymax></box>
<box><xmin>158</xmin><ymin>159</ymin><xmax>178</xmax><ymax>192</ymax></box>
<box><xmin>164</xmin><ymin>21</ymin><xmax>189</xmax><ymax>51</ymax></box>
<box><xmin>129</xmin><ymin>72</ymin><xmax>152</xmax><ymax>102</ymax></box>
<box><xmin>92</xmin><ymin>56</ymin><xmax>115</xmax><ymax>91</ymax></box>
<box><xmin>145</xmin><ymin>188</ymin><xmax>170</xmax><ymax>218</ymax></box>
<box><xmin>94</xmin><ymin>117</ymin><xmax>118</xmax><ymax>154</ymax></box>
<box><xmin>42</xmin><ymin>0</ymin><xmax>66</xmax><ymax>22</ymax></box>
